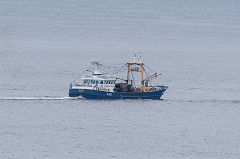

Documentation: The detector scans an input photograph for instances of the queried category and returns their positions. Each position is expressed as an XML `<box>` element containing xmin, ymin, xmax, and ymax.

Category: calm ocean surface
<box><xmin>0</xmin><ymin>0</ymin><xmax>240</xmax><ymax>158</ymax></box>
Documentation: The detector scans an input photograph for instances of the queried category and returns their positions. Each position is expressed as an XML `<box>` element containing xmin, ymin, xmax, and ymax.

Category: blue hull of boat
<box><xmin>69</xmin><ymin>88</ymin><xmax>167</xmax><ymax>99</ymax></box>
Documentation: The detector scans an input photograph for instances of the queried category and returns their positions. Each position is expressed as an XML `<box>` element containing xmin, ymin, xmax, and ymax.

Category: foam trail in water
<box><xmin>0</xmin><ymin>96</ymin><xmax>83</xmax><ymax>100</ymax></box>
<box><xmin>164</xmin><ymin>99</ymin><xmax>240</xmax><ymax>104</ymax></box>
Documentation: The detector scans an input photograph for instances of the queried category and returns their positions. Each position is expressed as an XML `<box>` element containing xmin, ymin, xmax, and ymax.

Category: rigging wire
<box><xmin>75</xmin><ymin>60</ymin><xmax>162</xmax><ymax>86</ymax></box>
<box><xmin>143</xmin><ymin>67</ymin><xmax>152</xmax><ymax>86</ymax></box>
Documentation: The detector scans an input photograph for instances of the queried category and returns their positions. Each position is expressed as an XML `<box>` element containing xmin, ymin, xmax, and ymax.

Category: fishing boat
<box><xmin>69</xmin><ymin>56</ymin><xmax>168</xmax><ymax>99</ymax></box>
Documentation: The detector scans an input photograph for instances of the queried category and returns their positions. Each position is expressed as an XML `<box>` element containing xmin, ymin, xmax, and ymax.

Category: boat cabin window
<box><xmin>94</xmin><ymin>80</ymin><xmax>116</xmax><ymax>84</ymax></box>
<box><xmin>108</xmin><ymin>80</ymin><xmax>115</xmax><ymax>84</ymax></box>
<box><xmin>90</xmin><ymin>80</ymin><xmax>96</xmax><ymax>84</ymax></box>
<box><xmin>83</xmin><ymin>79</ymin><xmax>90</xmax><ymax>84</ymax></box>
<box><xmin>84</xmin><ymin>79</ymin><xmax>116</xmax><ymax>85</ymax></box>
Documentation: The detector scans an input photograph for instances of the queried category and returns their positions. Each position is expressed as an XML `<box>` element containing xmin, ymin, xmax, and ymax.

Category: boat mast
<box><xmin>126</xmin><ymin>55</ymin><xmax>144</xmax><ymax>88</ymax></box>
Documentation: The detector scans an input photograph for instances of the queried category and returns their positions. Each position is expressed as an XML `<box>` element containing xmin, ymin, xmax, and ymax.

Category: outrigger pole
<box><xmin>142</xmin><ymin>73</ymin><xmax>161</xmax><ymax>82</ymax></box>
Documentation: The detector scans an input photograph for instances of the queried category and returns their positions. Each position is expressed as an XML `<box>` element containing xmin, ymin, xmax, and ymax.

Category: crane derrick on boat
<box><xmin>125</xmin><ymin>56</ymin><xmax>161</xmax><ymax>93</ymax></box>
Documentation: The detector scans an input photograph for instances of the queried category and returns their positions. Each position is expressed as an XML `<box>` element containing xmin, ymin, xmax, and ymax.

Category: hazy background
<box><xmin>0</xmin><ymin>0</ymin><xmax>240</xmax><ymax>158</ymax></box>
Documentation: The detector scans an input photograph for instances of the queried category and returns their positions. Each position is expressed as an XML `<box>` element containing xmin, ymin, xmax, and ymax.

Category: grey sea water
<box><xmin>0</xmin><ymin>0</ymin><xmax>240</xmax><ymax>158</ymax></box>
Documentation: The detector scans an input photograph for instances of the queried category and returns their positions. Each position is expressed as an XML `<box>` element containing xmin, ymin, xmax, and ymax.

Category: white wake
<box><xmin>0</xmin><ymin>96</ymin><xmax>83</xmax><ymax>100</ymax></box>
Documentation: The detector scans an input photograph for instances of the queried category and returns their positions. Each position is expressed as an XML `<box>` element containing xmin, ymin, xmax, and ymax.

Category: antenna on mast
<box><xmin>137</xmin><ymin>51</ymin><xmax>142</xmax><ymax>62</ymax></box>
<box><xmin>132</xmin><ymin>51</ymin><xmax>142</xmax><ymax>63</ymax></box>
<box><xmin>91</xmin><ymin>60</ymin><xmax>103</xmax><ymax>74</ymax></box>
